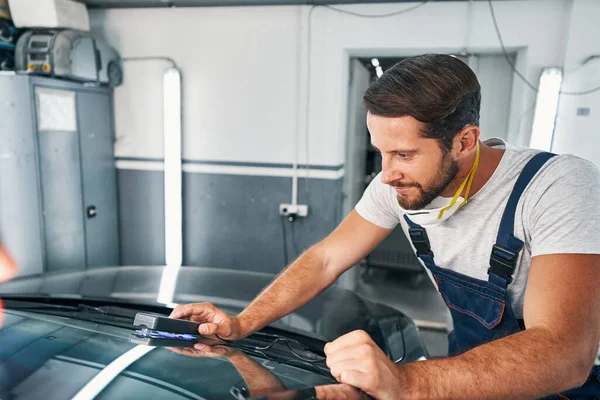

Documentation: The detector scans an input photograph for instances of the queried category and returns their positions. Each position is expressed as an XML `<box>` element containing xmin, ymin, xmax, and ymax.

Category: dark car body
<box><xmin>0</xmin><ymin>266</ymin><xmax>428</xmax><ymax>399</ymax></box>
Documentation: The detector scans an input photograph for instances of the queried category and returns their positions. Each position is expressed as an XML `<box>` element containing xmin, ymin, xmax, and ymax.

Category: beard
<box><xmin>393</xmin><ymin>151</ymin><xmax>459</xmax><ymax>210</ymax></box>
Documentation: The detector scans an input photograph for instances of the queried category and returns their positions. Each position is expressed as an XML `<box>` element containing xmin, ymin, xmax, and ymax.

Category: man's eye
<box><xmin>396</xmin><ymin>153</ymin><xmax>409</xmax><ymax>159</ymax></box>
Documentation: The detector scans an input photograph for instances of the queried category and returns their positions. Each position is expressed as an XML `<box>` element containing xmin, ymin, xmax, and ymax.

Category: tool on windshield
<box><xmin>133</xmin><ymin>312</ymin><xmax>202</xmax><ymax>335</ymax></box>
<box><xmin>132</xmin><ymin>313</ymin><xmax>328</xmax><ymax>372</ymax></box>
<box><xmin>129</xmin><ymin>330</ymin><xmax>199</xmax><ymax>347</ymax></box>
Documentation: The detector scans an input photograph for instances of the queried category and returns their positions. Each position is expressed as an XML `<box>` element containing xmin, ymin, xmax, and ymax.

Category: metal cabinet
<box><xmin>0</xmin><ymin>73</ymin><xmax>119</xmax><ymax>276</ymax></box>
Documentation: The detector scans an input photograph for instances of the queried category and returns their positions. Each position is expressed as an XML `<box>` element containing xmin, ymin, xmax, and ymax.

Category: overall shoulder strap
<box><xmin>489</xmin><ymin>152</ymin><xmax>557</xmax><ymax>285</ymax></box>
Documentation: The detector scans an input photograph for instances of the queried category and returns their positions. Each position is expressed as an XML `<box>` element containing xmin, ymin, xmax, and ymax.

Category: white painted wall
<box><xmin>89</xmin><ymin>0</ymin><xmax>592</xmax><ymax>168</ymax></box>
<box><xmin>552</xmin><ymin>0</ymin><xmax>600</xmax><ymax>167</ymax></box>
<box><xmin>91</xmin><ymin>6</ymin><xmax>303</xmax><ymax>163</ymax></box>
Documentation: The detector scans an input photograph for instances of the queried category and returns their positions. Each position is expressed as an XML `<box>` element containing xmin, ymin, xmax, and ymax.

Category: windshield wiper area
<box><xmin>1</xmin><ymin>297</ymin><xmax>145</xmax><ymax>328</ymax></box>
<box><xmin>232</xmin><ymin>332</ymin><xmax>326</xmax><ymax>363</ymax></box>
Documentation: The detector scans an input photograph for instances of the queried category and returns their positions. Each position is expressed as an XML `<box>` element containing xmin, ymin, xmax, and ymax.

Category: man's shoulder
<box><xmin>521</xmin><ymin>152</ymin><xmax>600</xmax><ymax>216</ymax></box>
<box><xmin>499</xmin><ymin>141</ymin><xmax>599</xmax><ymax>187</ymax></box>
<box><xmin>534</xmin><ymin>153</ymin><xmax>599</xmax><ymax>186</ymax></box>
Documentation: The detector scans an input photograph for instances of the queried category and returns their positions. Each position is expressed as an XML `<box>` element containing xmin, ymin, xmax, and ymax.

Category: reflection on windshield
<box><xmin>257</xmin><ymin>384</ymin><xmax>369</xmax><ymax>400</ymax></box>
<box><xmin>165</xmin><ymin>339</ymin><xmax>287</xmax><ymax>398</ymax></box>
<box><xmin>0</xmin><ymin>242</ymin><xmax>17</xmax><ymax>329</ymax></box>
<box><xmin>71</xmin><ymin>345</ymin><xmax>155</xmax><ymax>400</ymax></box>
<box><xmin>162</xmin><ymin>340</ymin><xmax>370</xmax><ymax>400</ymax></box>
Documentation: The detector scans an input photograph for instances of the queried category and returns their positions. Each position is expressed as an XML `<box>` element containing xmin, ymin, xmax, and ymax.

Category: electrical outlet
<box><xmin>279</xmin><ymin>204</ymin><xmax>309</xmax><ymax>217</ymax></box>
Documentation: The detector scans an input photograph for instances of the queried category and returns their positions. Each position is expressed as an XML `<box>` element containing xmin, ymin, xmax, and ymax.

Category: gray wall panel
<box><xmin>117</xmin><ymin>169</ymin><xmax>343</xmax><ymax>274</ymax></box>
<box><xmin>117</xmin><ymin>169</ymin><xmax>165</xmax><ymax>266</ymax></box>
<box><xmin>183</xmin><ymin>174</ymin><xmax>343</xmax><ymax>274</ymax></box>
<box><xmin>0</xmin><ymin>75</ymin><xmax>45</xmax><ymax>276</ymax></box>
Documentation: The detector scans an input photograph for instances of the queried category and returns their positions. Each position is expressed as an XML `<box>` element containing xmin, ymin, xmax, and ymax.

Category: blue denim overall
<box><xmin>404</xmin><ymin>152</ymin><xmax>600</xmax><ymax>399</ymax></box>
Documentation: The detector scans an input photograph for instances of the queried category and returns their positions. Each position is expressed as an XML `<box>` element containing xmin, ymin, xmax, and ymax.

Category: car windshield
<box><xmin>0</xmin><ymin>262</ymin><xmax>423</xmax><ymax>400</ymax></box>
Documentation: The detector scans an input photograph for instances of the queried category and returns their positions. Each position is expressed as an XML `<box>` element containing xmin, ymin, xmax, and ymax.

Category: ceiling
<box><xmin>79</xmin><ymin>0</ymin><xmax>496</xmax><ymax>9</ymax></box>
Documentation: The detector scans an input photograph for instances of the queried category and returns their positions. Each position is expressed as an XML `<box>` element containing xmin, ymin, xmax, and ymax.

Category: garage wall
<box><xmin>552</xmin><ymin>0</ymin><xmax>600</xmax><ymax>167</ymax></box>
<box><xmin>88</xmin><ymin>0</ymin><xmax>594</xmax><ymax>272</ymax></box>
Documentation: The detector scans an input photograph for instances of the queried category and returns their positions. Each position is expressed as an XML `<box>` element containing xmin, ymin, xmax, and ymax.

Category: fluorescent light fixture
<box><xmin>157</xmin><ymin>264</ymin><xmax>181</xmax><ymax>306</ymax></box>
<box><xmin>159</xmin><ymin>67</ymin><xmax>182</xmax><ymax>305</ymax></box>
<box><xmin>71</xmin><ymin>345</ymin><xmax>155</xmax><ymax>400</ymax></box>
<box><xmin>376</xmin><ymin>66</ymin><xmax>383</xmax><ymax>78</ymax></box>
<box><xmin>371</xmin><ymin>58</ymin><xmax>380</xmax><ymax>67</ymax></box>
<box><xmin>529</xmin><ymin>67</ymin><xmax>563</xmax><ymax>151</ymax></box>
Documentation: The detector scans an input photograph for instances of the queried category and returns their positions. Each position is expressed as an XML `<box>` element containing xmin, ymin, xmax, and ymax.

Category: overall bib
<box><xmin>404</xmin><ymin>152</ymin><xmax>600</xmax><ymax>399</ymax></box>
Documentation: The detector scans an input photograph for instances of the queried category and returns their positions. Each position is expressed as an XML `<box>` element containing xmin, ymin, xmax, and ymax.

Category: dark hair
<box><xmin>363</xmin><ymin>54</ymin><xmax>481</xmax><ymax>152</ymax></box>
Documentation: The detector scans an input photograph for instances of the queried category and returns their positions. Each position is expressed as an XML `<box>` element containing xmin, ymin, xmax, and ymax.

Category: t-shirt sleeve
<box><xmin>526</xmin><ymin>155</ymin><xmax>600</xmax><ymax>257</ymax></box>
<box><xmin>355</xmin><ymin>172</ymin><xmax>400</xmax><ymax>229</ymax></box>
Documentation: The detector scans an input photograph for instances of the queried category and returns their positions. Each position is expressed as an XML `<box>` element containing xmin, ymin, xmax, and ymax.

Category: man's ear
<box><xmin>454</xmin><ymin>126</ymin><xmax>480</xmax><ymax>159</ymax></box>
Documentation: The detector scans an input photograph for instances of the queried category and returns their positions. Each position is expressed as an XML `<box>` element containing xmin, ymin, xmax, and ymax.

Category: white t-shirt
<box><xmin>355</xmin><ymin>138</ymin><xmax>600</xmax><ymax>318</ymax></box>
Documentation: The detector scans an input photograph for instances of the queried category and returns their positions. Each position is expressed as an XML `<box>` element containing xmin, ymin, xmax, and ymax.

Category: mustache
<box><xmin>390</xmin><ymin>182</ymin><xmax>420</xmax><ymax>188</ymax></box>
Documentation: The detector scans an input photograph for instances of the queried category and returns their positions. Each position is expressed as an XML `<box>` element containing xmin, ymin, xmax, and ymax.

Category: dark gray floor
<box><xmin>356</xmin><ymin>267</ymin><xmax>449</xmax><ymax>357</ymax></box>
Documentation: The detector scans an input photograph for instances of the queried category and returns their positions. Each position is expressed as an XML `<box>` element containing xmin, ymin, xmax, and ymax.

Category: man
<box><xmin>172</xmin><ymin>54</ymin><xmax>600</xmax><ymax>399</ymax></box>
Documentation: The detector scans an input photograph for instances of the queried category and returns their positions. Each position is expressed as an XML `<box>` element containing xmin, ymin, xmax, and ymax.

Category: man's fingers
<box><xmin>198</xmin><ymin>321</ymin><xmax>233</xmax><ymax>337</ymax></box>
<box><xmin>198</xmin><ymin>322</ymin><xmax>218</xmax><ymax>335</ymax></box>
<box><xmin>338</xmin><ymin>370</ymin><xmax>372</xmax><ymax>392</ymax></box>
<box><xmin>324</xmin><ymin>330</ymin><xmax>372</xmax><ymax>355</ymax></box>
<box><xmin>326</xmin><ymin>342</ymin><xmax>379</xmax><ymax>368</ymax></box>
<box><xmin>314</xmin><ymin>384</ymin><xmax>364</xmax><ymax>400</ymax></box>
<box><xmin>193</xmin><ymin>343</ymin><xmax>227</xmax><ymax>357</ymax></box>
<box><xmin>329</xmin><ymin>357</ymin><xmax>374</xmax><ymax>381</ymax></box>
<box><xmin>325</xmin><ymin>344</ymin><xmax>367</xmax><ymax>367</ymax></box>
<box><xmin>166</xmin><ymin>346</ymin><xmax>195</xmax><ymax>356</ymax></box>
<box><xmin>170</xmin><ymin>302</ymin><xmax>216</xmax><ymax>321</ymax></box>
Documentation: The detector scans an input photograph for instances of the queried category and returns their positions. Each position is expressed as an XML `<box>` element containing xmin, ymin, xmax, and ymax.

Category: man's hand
<box><xmin>324</xmin><ymin>330</ymin><xmax>401</xmax><ymax>400</ymax></box>
<box><xmin>169</xmin><ymin>302</ymin><xmax>243</xmax><ymax>340</ymax></box>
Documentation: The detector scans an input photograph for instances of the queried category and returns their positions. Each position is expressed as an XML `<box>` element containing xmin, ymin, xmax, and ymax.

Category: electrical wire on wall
<box><xmin>487</xmin><ymin>0</ymin><xmax>600</xmax><ymax>96</ymax></box>
<box><xmin>121</xmin><ymin>56</ymin><xmax>177</xmax><ymax>68</ymax></box>
<box><xmin>299</xmin><ymin>0</ymin><xmax>432</xmax><ymax>204</ymax></box>
<box><xmin>322</xmin><ymin>0</ymin><xmax>431</xmax><ymax>18</ymax></box>
<box><xmin>289</xmin><ymin>218</ymin><xmax>301</xmax><ymax>256</ymax></box>
<box><xmin>286</xmin><ymin>0</ymin><xmax>433</xmax><ymax>265</ymax></box>
<box><xmin>280</xmin><ymin>216</ymin><xmax>289</xmax><ymax>266</ymax></box>
<box><xmin>281</xmin><ymin>214</ymin><xmax>302</xmax><ymax>266</ymax></box>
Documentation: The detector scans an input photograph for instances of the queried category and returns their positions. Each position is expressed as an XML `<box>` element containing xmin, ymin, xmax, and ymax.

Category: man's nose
<box><xmin>380</xmin><ymin>159</ymin><xmax>403</xmax><ymax>185</ymax></box>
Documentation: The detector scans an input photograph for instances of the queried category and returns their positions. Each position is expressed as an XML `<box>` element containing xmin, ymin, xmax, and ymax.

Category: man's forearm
<box><xmin>236</xmin><ymin>245</ymin><xmax>337</xmax><ymax>337</ymax></box>
<box><xmin>395</xmin><ymin>327</ymin><xmax>593</xmax><ymax>400</ymax></box>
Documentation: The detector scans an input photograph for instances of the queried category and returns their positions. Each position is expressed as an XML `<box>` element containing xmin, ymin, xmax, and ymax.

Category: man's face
<box><xmin>367</xmin><ymin>113</ymin><xmax>459</xmax><ymax>210</ymax></box>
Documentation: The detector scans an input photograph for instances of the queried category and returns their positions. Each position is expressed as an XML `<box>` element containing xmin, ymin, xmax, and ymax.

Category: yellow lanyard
<box><xmin>437</xmin><ymin>142</ymin><xmax>481</xmax><ymax>220</ymax></box>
